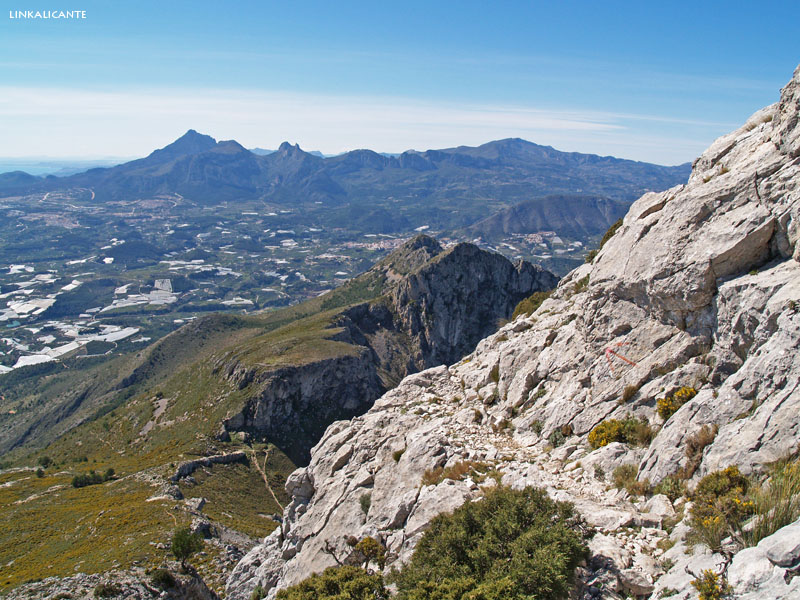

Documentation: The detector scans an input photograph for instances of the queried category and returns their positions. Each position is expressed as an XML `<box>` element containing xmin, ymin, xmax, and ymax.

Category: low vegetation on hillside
<box><xmin>277</xmin><ymin>485</ymin><xmax>589</xmax><ymax>600</ymax></box>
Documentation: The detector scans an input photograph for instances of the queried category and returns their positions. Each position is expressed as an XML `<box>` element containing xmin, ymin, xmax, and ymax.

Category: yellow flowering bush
<box><xmin>588</xmin><ymin>415</ymin><xmax>654</xmax><ymax>449</ymax></box>
<box><xmin>691</xmin><ymin>569</ymin><xmax>731</xmax><ymax>600</ymax></box>
<box><xmin>689</xmin><ymin>466</ymin><xmax>753</xmax><ymax>551</ymax></box>
<box><xmin>656</xmin><ymin>386</ymin><xmax>697</xmax><ymax>420</ymax></box>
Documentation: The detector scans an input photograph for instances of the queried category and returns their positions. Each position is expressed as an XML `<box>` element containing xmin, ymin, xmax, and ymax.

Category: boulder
<box><xmin>757</xmin><ymin>518</ymin><xmax>800</xmax><ymax>568</ymax></box>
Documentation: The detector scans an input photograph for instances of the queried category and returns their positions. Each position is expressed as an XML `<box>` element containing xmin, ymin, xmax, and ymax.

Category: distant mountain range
<box><xmin>0</xmin><ymin>130</ymin><xmax>691</xmax><ymax>212</ymax></box>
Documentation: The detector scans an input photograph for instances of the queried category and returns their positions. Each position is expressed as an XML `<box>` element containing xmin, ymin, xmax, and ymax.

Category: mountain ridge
<box><xmin>0</xmin><ymin>133</ymin><xmax>690</xmax><ymax>207</ymax></box>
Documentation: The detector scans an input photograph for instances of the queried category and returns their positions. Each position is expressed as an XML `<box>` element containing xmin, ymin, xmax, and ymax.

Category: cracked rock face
<box><xmin>227</xmin><ymin>66</ymin><xmax>800</xmax><ymax>600</ymax></box>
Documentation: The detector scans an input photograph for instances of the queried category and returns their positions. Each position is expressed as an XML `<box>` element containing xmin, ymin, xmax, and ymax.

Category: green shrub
<box><xmin>612</xmin><ymin>464</ymin><xmax>651</xmax><ymax>498</ymax></box>
<box><xmin>359</xmin><ymin>493</ymin><xmax>372</xmax><ymax>515</ymax></box>
<box><xmin>512</xmin><ymin>290</ymin><xmax>553</xmax><ymax>319</ymax></box>
<box><xmin>37</xmin><ymin>456</ymin><xmax>52</xmax><ymax>468</ymax></box>
<box><xmin>93</xmin><ymin>583</ymin><xmax>122</xmax><ymax>598</ymax></box>
<box><xmin>548</xmin><ymin>428</ymin><xmax>565</xmax><ymax>448</ymax></box>
<box><xmin>355</xmin><ymin>536</ymin><xmax>386</xmax><ymax>569</ymax></box>
<box><xmin>250</xmin><ymin>584</ymin><xmax>267</xmax><ymax>600</ymax></box>
<box><xmin>72</xmin><ymin>470</ymin><xmax>104</xmax><ymax>488</ymax></box>
<box><xmin>171</xmin><ymin>527</ymin><xmax>203</xmax><ymax>567</ymax></box>
<box><xmin>588</xmin><ymin>415</ymin><xmax>654</xmax><ymax>449</ymax></box>
<box><xmin>489</xmin><ymin>364</ymin><xmax>500</xmax><ymax>384</ymax></box>
<box><xmin>654</xmin><ymin>476</ymin><xmax>687</xmax><ymax>502</ymax></box>
<box><xmin>656</xmin><ymin>387</ymin><xmax>697</xmax><ymax>420</ymax></box>
<box><xmin>276</xmin><ymin>566</ymin><xmax>387</xmax><ymax>600</ymax></box>
<box><xmin>583</xmin><ymin>218</ymin><xmax>624</xmax><ymax>263</ymax></box>
<box><xmin>36</xmin><ymin>468</ymin><xmax>44</xmax><ymax>478</ymax></box>
<box><xmin>599</xmin><ymin>218</ymin><xmax>623</xmax><ymax>248</ymax></box>
<box><xmin>72</xmin><ymin>468</ymin><xmax>116</xmax><ymax>488</ymax></box>
<box><xmin>572</xmin><ymin>275</ymin><xmax>590</xmax><ymax>294</ymax></box>
<box><xmin>150</xmin><ymin>568</ymin><xmax>175</xmax><ymax>590</ymax></box>
<box><xmin>393</xmin><ymin>485</ymin><xmax>588</xmax><ymax>600</ymax></box>
<box><xmin>530</xmin><ymin>420</ymin><xmax>543</xmax><ymax>435</ymax></box>
<box><xmin>392</xmin><ymin>448</ymin><xmax>405</xmax><ymax>462</ymax></box>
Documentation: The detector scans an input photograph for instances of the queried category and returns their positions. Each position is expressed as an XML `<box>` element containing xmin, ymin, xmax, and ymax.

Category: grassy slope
<box><xmin>0</xmin><ymin>263</ymin><xmax>392</xmax><ymax>593</ymax></box>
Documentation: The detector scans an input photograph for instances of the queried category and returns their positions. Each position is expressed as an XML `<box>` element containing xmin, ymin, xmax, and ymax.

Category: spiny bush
<box><xmin>359</xmin><ymin>492</ymin><xmax>372</xmax><ymax>515</ymax></box>
<box><xmin>691</xmin><ymin>569</ymin><xmax>731</xmax><ymax>600</ymax></box>
<box><xmin>572</xmin><ymin>275</ymin><xmax>590</xmax><ymax>294</ymax></box>
<box><xmin>548</xmin><ymin>428</ymin><xmax>566</xmax><ymax>448</ymax></box>
<box><xmin>600</xmin><ymin>218</ymin><xmax>623</xmax><ymax>248</ymax></box>
<box><xmin>512</xmin><ymin>290</ymin><xmax>552</xmax><ymax>319</ymax></box>
<box><xmin>656</xmin><ymin>387</ymin><xmax>697</xmax><ymax>420</ymax></box>
<box><xmin>276</xmin><ymin>566</ymin><xmax>388</xmax><ymax>600</ymax></box>
<box><xmin>150</xmin><ymin>568</ymin><xmax>175</xmax><ymax>590</ymax></box>
<box><xmin>689</xmin><ymin>466</ymin><xmax>752</xmax><ymax>552</ymax></box>
<box><xmin>393</xmin><ymin>485</ymin><xmax>588</xmax><ymax>600</ymax></box>
<box><xmin>654</xmin><ymin>476</ymin><xmax>687</xmax><ymax>502</ymax></box>
<box><xmin>588</xmin><ymin>415</ymin><xmax>654</xmax><ymax>449</ymax></box>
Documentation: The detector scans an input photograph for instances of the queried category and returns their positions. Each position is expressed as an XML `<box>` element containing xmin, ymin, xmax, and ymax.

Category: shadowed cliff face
<box><xmin>218</xmin><ymin>236</ymin><xmax>557</xmax><ymax>464</ymax></box>
<box><xmin>226</xmin><ymin>67</ymin><xmax>800</xmax><ymax>600</ymax></box>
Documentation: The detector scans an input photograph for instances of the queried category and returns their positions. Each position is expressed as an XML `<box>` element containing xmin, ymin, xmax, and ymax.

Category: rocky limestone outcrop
<box><xmin>227</xmin><ymin>66</ymin><xmax>800</xmax><ymax>599</ymax></box>
<box><xmin>218</xmin><ymin>236</ymin><xmax>556</xmax><ymax>464</ymax></box>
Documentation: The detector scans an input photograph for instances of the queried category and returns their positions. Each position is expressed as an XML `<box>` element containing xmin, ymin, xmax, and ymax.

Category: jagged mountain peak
<box><xmin>277</xmin><ymin>141</ymin><xmax>304</xmax><ymax>154</ymax></box>
<box><xmin>145</xmin><ymin>129</ymin><xmax>218</xmax><ymax>163</ymax></box>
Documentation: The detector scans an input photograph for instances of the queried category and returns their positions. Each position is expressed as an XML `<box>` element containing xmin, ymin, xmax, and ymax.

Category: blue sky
<box><xmin>1</xmin><ymin>1</ymin><xmax>798</xmax><ymax>164</ymax></box>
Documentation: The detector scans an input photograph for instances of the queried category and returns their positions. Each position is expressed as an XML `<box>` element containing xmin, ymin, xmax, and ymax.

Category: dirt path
<box><xmin>248</xmin><ymin>446</ymin><xmax>282</xmax><ymax>510</ymax></box>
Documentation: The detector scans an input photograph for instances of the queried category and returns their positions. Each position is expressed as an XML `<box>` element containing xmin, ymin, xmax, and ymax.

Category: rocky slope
<box><xmin>214</xmin><ymin>235</ymin><xmax>556</xmax><ymax>463</ymax></box>
<box><xmin>226</xmin><ymin>66</ymin><xmax>800</xmax><ymax>600</ymax></box>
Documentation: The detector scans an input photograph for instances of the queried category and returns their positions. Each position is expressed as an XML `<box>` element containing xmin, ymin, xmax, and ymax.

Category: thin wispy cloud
<box><xmin>0</xmin><ymin>86</ymin><xmax>721</xmax><ymax>164</ymax></box>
